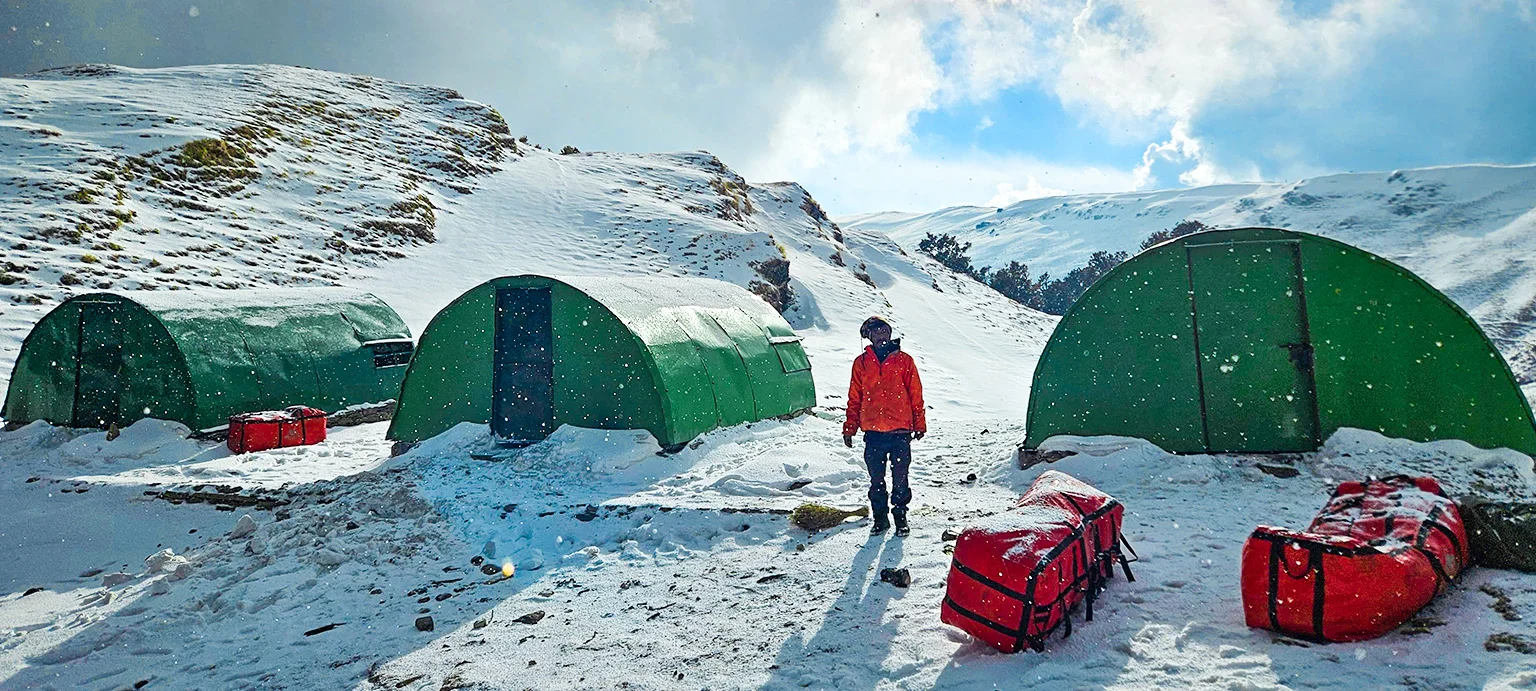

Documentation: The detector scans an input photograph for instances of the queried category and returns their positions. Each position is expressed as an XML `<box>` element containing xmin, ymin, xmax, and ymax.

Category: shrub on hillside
<box><xmin>1139</xmin><ymin>219</ymin><xmax>1212</xmax><ymax>250</ymax></box>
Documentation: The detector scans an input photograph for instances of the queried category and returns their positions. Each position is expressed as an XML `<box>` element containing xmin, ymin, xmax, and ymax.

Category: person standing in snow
<box><xmin>843</xmin><ymin>315</ymin><xmax>926</xmax><ymax>536</ymax></box>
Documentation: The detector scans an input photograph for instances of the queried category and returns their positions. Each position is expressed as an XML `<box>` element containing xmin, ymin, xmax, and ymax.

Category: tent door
<box><xmin>72</xmin><ymin>301</ymin><xmax>125</xmax><ymax>429</ymax></box>
<box><xmin>1187</xmin><ymin>240</ymin><xmax>1321</xmax><ymax>452</ymax></box>
<box><xmin>492</xmin><ymin>287</ymin><xmax>555</xmax><ymax>444</ymax></box>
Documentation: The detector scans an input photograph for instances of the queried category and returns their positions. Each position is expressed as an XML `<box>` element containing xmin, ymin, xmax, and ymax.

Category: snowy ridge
<box><xmin>844</xmin><ymin>164</ymin><xmax>1536</xmax><ymax>386</ymax></box>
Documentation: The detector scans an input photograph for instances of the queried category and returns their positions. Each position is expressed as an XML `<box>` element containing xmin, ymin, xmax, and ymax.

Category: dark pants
<box><xmin>864</xmin><ymin>430</ymin><xmax>912</xmax><ymax>522</ymax></box>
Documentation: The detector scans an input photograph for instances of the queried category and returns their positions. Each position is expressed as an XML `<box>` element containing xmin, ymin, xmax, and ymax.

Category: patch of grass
<box><xmin>560</xmin><ymin>145</ymin><xmax>580</xmax><ymax>155</ymax></box>
<box><xmin>79</xmin><ymin>254</ymin><xmax>100</xmax><ymax>264</ymax></box>
<box><xmin>65</xmin><ymin>188</ymin><xmax>99</xmax><ymax>204</ymax></box>
<box><xmin>1487</xmin><ymin>632</ymin><xmax>1536</xmax><ymax>654</ymax></box>
<box><xmin>172</xmin><ymin>138</ymin><xmax>254</xmax><ymax>169</ymax></box>
<box><xmin>1400</xmin><ymin>615</ymin><xmax>1446</xmax><ymax>636</ymax></box>
<box><xmin>59</xmin><ymin>272</ymin><xmax>82</xmax><ymax>286</ymax></box>
<box><xmin>0</xmin><ymin>272</ymin><xmax>20</xmax><ymax>286</ymax></box>
<box><xmin>1482</xmin><ymin>584</ymin><xmax>1523</xmax><ymax>621</ymax></box>
<box><xmin>485</xmin><ymin>107</ymin><xmax>511</xmax><ymax>135</ymax></box>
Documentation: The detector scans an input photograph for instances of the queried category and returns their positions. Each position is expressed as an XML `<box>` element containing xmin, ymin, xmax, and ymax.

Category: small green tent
<box><xmin>1024</xmin><ymin>227</ymin><xmax>1536</xmax><ymax>455</ymax></box>
<box><xmin>3</xmin><ymin>288</ymin><xmax>413</xmax><ymax>431</ymax></box>
<box><xmin>387</xmin><ymin>274</ymin><xmax>815</xmax><ymax>447</ymax></box>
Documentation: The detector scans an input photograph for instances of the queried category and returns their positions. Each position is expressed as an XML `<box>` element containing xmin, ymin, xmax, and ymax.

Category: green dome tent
<box><xmin>3</xmin><ymin>288</ymin><xmax>413</xmax><ymax>431</ymax></box>
<box><xmin>1024</xmin><ymin>227</ymin><xmax>1536</xmax><ymax>455</ymax></box>
<box><xmin>387</xmin><ymin>274</ymin><xmax>816</xmax><ymax>447</ymax></box>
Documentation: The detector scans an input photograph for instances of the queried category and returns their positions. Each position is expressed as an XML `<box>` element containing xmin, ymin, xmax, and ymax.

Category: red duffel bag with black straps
<box><xmin>1241</xmin><ymin>476</ymin><xmax>1469</xmax><ymax>642</ymax></box>
<box><xmin>228</xmin><ymin>406</ymin><xmax>328</xmax><ymax>454</ymax></box>
<box><xmin>941</xmin><ymin>470</ymin><xmax>1136</xmax><ymax>653</ymax></box>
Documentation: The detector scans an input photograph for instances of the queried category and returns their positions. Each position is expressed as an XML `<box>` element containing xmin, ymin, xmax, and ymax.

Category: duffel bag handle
<box><xmin>1281</xmin><ymin>541</ymin><xmax>1316</xmax><ymax>579</ymax></box>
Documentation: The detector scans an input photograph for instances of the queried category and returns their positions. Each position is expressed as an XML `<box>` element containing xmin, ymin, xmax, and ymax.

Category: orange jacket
<box><xmin>844</xmin><ymin>345</ymin><xmax>926</xmax><ymax>437</ymax></box>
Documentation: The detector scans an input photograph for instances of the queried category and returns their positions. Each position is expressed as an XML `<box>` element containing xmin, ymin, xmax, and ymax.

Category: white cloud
<box><xmin>976</xmin><ymin>115</ymin><xmax>994</xmax><ymax>132</ymax></box>
<box><xmin>756</xmin><ymin>0</ymin><xmax>943</xmax><ymax>175</ymax></box>
<box><xmin>756</xmin><ymin>0</ymin><xmax>1437</xmax><ymax>203</ymax></box>
<box><xmin>610</xmin><ymin>10</ymin><xmax>667</xmax><ymax>59</ymax></box>
<box><xmin>783</xmin><ymin>148</ymin><xmax>1135</xmax><ymax>213</ymax></box>
<box><xmin>987</xmin><ymin>176</ymin><xmax>1067</xmax><ymax>207</ymax></box>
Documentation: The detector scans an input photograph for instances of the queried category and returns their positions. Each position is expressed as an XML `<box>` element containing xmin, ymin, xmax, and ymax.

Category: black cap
<box><xmin>859</xmin><ymin>315</ymin><xmax>891</xmax><ymax>339</ymax></box>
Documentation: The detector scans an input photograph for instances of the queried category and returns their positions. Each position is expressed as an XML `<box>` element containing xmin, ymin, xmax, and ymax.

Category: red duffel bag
<box><xmin>228</xmin><ymin>406</ymin><xmax>328</xmax><ymax>454</ymax></box>
<box><xmin>1241</xmin><ymin>476</ymin><xmax>1469</xmax><ymax>642</ymax></box>
<box><xmin>941</xmin><ymin>470</ymin><xmax>1136</xmax><ymax>653</ymax></box>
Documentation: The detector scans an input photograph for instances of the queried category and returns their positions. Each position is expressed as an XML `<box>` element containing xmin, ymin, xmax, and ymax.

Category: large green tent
<box><xmin>387</xmin><ymin>274</ymin><xmax>816</xmax><ymax>447</ymax></box>
<box><xmin>3</xmin><ymin>288</ymin><xmax>413</xmax><ymax>431</ymax></box>
<box><xmin>1024</xmin><ymin>227</ymin><xmax>1536</xmax><ymax>455</ymax></box>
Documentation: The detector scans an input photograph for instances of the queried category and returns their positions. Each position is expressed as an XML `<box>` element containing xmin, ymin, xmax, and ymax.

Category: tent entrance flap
<box><xmin>492</xmin><ymin>287</ymin><xmax>555</xmax><ymax>442</ymax></box>
<box><xmin>1187</xmin><ymin>240</ymin><xmax>1321</xmax><ymax>452</ymax></box>
<box><xmin>72</xmin><ymin>301</ymin><xmax>125</xmax><ymax>428</ymax></box>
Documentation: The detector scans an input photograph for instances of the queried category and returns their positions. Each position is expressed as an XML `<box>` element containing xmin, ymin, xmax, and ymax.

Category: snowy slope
<box><xmin>0</xmin><ymin>63</ymin><xmax>1052</xmax><ymax>419</ymax></box>
<box><xmin>844</xmin><ymin>165</ymin><xmax>1536</xmax><ymax>386</ymax></box>
<box><xmin>2</xmin><ymin>65</ymin><xmax>1535</xmax><ymax>691</ymax></box>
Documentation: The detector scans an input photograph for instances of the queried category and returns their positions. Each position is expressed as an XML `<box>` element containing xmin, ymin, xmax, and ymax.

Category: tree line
<box><xmin>918</xmin><ymin>219</ymin><xmax>1211</xmax><ymax>315</ymax></box>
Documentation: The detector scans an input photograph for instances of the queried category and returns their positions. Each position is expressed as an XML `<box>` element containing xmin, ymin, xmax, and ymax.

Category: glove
<box><xmin>843</xmin><ymin>435</ymin><xmax>854</xmax><ymax>448</ymax></box>
<box><xmin>913</xmin><ymin>431</ymin><xmax>925</xmax><ymax>441</ymax></box>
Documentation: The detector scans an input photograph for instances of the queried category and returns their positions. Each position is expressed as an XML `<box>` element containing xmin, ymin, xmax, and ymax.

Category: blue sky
<box><xmin>1</xmin><ymin>0</ymin><xmax>1533</xmax><ymax>214</ymax></box>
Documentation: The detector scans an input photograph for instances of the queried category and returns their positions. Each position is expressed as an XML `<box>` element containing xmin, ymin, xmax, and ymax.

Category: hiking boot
<box><xmin>870</xmin><ymin>520</ymin><xmax>890</xmax><ymax>535</ymax></box>
<box><xmin>893</xmin><ymin>513</ymin><xmax>909</xmax><ymax>537</ymax></box>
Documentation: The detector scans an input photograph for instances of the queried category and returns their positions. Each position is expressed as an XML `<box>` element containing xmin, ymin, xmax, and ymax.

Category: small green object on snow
<box><xmin>789</xmin><ymin>503</ymin><xmax>870</xmax><ymax>532</ymax></box>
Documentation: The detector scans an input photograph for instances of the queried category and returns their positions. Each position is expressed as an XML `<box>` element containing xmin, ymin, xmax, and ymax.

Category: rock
<box><xmin>473</xmin><ymin>619</ymin><xmax>488</xmax><ymax>629</ymax></box>
<box><xmin>879</xmin><ymin>567</ymin><xmax>911</xmax><ymax>588</ymax></box>
<box><xmin>21</xmin><ymin>587</ymin><xmax>43</xmax><ymax>597</ymax></box>
<box><xmin>78</xmin><ymin>567</ymin><xmax>103</xmax><ymax>578</ymax></box>
<box><xmin>480</xmin><ymin>564</ymin><xmax>500</xmax><ymax>576</ymax></box>
<box><xmin>415</xmin><ymin>615</ymin><xmax>435</xmax><ymax>632</ymax></box>
<box><xmin>149</xmin><ymin>578</ymin><xmax>171</xmax><ymax>595</ymax></box>
<box><xmin>513</xmin><ymin>610</ymin><xmax>546</xmax><ymax>625</ymax></box>
<box><xmin>166</xmin><ymin>562</ymin><xmax>194</xmax><ymax>582</ymax></box>
<box><xmin>1256</xmin><ymin>463</ymin><xmax>1300</xmax><ymax>479</ymax></box>
<box><xmin>481</xmin><ymin>541</ymin><xmax>497</xmax><ymax>559</ymax></box>
<box><xmin>144</xmin><ymin>549</ymin><xmax>179</xmax><ymax>572</ymax></box>
<box><xmin>470</xmin><ymin>555</ymin><xmax>485</xmax><ymax>567</ymax></box>
<box><xmin>313</xmin><ymin>549</ymin><xmax>346</xmax><ymax>566</ymax></box>
<box><xmin>102</xmin><ymin>572</ymin><xmax>133</xmax><ymax>587</ymax></box>
<box><xmin>231</xmin><ymin>514</ymin><xmax>258</xmax><ymax>539</ymax></box>
<box><xmin>941</xmin><ymin>529</ymin><xmax>961</xmax><ymax>542</ymax></box>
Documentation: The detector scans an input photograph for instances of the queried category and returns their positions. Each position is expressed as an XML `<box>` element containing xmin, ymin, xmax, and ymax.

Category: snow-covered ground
<box><xmin>2</xmin><ymin>64</ymin><xmax>1535</xmax><ymax>690</ymax></box>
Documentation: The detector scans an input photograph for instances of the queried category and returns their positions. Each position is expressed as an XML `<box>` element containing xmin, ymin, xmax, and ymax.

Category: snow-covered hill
<box><xmin>0</xmin><ymin>63</ymin><xmax>1054</xmax><ymax>417</ymax></box>
<box><xmin>2</xmin><ymin>65</ymin><xmax>1534</xmax><ymax>691</ymax></box>
<box><xmin>844</xmin><ymin>165</ymin><xmax>1536</xmax><ymax>387</ymax></box>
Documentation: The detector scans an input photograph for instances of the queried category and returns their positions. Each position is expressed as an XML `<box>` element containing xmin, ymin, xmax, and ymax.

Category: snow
<box><xmin>1</xmin><ymin>64</ymin><xmax>1535</xmax><ymax>690</ymax></box>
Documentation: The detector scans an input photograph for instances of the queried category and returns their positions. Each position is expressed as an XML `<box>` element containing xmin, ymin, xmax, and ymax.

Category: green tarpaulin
<box><xmin>3</xmin><ymin>288</ymin><xmax>412</xmax><ymax>430</ymax></box>
<box><xmin>387</xmin><ymin>274</ymin><xmax>816</xmax><ymax>447</ymax></box>
<box><xmin>1024</xmin><ymin>227</ymin><xmax>1536</xmax><ymax>455</ymax></box>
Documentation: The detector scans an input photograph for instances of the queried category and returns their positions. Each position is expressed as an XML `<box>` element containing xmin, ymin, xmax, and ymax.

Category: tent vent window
<box><xmin>768</xmin><ymin>336</ymin><xmax>811</xmax><ymax>373</ymax></box>
<box><xmin>367</xmin><ymin>339</ymin><xmax>415</xmax><ymax>368</ymax></box>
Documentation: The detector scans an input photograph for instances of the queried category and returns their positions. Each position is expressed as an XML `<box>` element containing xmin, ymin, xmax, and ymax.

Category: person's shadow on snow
<box><xmin>763</xmin><ymin>533</ymin><xmax>906</xmax><ymax>690</ymax></box>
